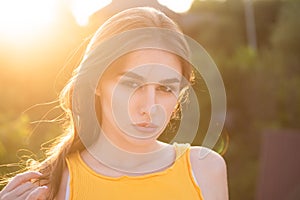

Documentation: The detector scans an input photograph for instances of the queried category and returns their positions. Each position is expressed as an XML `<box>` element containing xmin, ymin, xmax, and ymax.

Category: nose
<box><xmin>139</xmin><ymin>84</ymin><xmax>156</xmax><ymax>116</ymax></box>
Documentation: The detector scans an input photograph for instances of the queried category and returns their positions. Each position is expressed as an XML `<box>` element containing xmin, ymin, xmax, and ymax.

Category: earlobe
<box><xmin>95</xmin><ymin>87</ymin><xmax>101</xmax><ymax>97</ymax></box>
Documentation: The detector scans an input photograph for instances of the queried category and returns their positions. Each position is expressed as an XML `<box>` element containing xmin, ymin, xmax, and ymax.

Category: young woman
<box><xmin>0</xmin><ymin>7</ymin><xmax>228</xmax><ymax>200</ymax></box>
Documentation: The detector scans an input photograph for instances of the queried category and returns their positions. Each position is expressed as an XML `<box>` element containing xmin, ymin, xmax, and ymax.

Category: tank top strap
<box><xmin>173</xmin><ymin>142</ymin><xmax>191</xmax><ymax>160</ymax></box>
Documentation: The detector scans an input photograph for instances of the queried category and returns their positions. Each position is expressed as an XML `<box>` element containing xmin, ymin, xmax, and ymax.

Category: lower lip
<box><xmin>132</xmin><ymin>125</ymin><xmax>159</xmax><ymax>133</ymax></box>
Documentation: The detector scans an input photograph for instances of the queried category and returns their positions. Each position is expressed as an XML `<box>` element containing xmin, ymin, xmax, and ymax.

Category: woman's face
<box><xmin>96</xmin><ymin>49</ymin><xmax>183</xmax><ymax>146</ymax></box>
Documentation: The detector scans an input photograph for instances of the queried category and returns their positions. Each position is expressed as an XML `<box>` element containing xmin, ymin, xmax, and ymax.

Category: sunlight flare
<box><xmin>158</xmin><ymin>0</ymin><xmax>194</xmax><ymax>13</ymax></box>
<box><xmin>0</xmin><ymin>0</ymin><xmax>57</xmax><ymax>37</ymax></box>
<box><xmin>68</xmin><ymin>0</ymin><xmax>112</xmax><ymax>26</ymax></box>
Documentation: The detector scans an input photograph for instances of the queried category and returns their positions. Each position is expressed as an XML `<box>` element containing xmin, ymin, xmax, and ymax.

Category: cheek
<box><xmin>160</xmin><ymin>97</ymin><xmax>178</xmax><ymax>117</ymax></box>
<box><xmin>127</xmin><ymin>93</ymin><xmax>141</xmax><ymax>117</ymax></box>
<box><xmin>98</xmin><ymin>82</ymin><xmax>117</xmax><ymax>115</ymax></box>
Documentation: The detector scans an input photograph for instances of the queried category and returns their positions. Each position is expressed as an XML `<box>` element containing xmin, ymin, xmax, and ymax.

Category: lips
<box><xmin>132</xmin><ymin>122</ymin><xmax>159</xmax><ymax>133</ymax></box>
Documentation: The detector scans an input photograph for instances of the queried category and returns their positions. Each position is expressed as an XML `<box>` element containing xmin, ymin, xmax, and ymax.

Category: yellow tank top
<box><xmin>65</xmin><ymin>143</ymin><xmax>204</xmax><ymax>200</ymax></box>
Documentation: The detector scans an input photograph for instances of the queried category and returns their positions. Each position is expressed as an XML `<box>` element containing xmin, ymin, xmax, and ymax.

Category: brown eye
<box><xmin>156</xmin><ymin>85</ymin><xmax>173</xmax><ymax>93</ymax></box>
<box><xmin>120</xmin><ymin>80</ymin><xmax>141</xmax><ymax>89</ymax></box>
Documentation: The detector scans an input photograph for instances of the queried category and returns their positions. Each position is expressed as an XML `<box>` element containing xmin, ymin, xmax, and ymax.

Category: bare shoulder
<box><xmin>190</xmin><ymin>146</ymin><xmax>227</xmax><ymax>171</ymax></box>
<box><xmin>190</xmin><ymin>146</ymin><xmax>229</xmax><ymax>200</ymax></box>
<box><xmin>54</xmin><ymin>166</ymin><xmax>69</xmax><ymax>200</ymax></box>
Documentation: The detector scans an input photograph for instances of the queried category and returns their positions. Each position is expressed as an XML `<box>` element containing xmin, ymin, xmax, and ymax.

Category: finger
<box><xmin>2</xmin><ymin>171</ymin><xmax>42</xmax><ymax>193</ymax></box>
<box><xmin>15</xmin><ymin>187</ymin><xmax>37</xmax><ymax>200</ymax></box>
<box><xmin>1</xmin><ymin>182</ymin><xmax>36</xmax><ymax>199</ymax></box>
<box><xmin>16</xmin><ymin>187</ymin><xmax>37</xmax><ymax>200</ymax></box>
<box><xmin>15</xmin><ymin>182</ymin><xmax>36</xmax><ymax>196</ymax></box>
<box><xmin>25</xmin><ymin>186</ymin><xmax>48</xmax><ymax>200</ymax></box>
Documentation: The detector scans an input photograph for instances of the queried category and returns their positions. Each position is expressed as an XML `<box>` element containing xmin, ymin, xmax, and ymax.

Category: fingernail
<box><xmin>41</xmin><ymin>185</ymin><xmax>48</xmax><ymax>189</ymax></box>
<box><xmin>35</xmin><ymin>171</ymin><xmax>43</xmax><ymax>176</ymax></box>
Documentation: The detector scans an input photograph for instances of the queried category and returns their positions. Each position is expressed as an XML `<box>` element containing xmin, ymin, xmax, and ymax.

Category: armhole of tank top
<box><xmin>65</xmin><ymin>175</ymin><xmax>70</xmax><ymax>200</ymax></box>
<box><xmin>174</xmin><ymin>145</ymin><xmax>199</xmax><ymax>189</ymax></box>
<box><xmin>186</xmin><ymin>148</ymin><xmax>205</xmax><ymax>200</ymax></box>
<box><xmin>174</xmin><ymin>143</ymin><xmax>200</xmax><ymax>186</ymax></box>
<box><xmin>65</xmin><ymin>154</ymin><xmax>74</xmax><ymax>200</ymax></box>
<box><xmin>174</xmin><ymin>143</ymin><xmax>202</xmax><ymax>198</ymax></box>
<box><xmin>186</xmin><ymin>149</ymin><xmax>200</xmax><ymax>187</ymax></box>
<box><xmin>190</xmin><ymin>166</ymin><xmax>200</xmax><ymax>187</ymax></box>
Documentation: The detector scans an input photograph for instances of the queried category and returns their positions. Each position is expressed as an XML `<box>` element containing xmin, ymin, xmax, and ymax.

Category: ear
<box><xmin>95</xmin><ymin>86</ymin><xmax>101</xmax><ymax>97</ymax></box>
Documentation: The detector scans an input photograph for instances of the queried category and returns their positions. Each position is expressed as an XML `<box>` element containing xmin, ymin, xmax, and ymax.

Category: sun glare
<box><xmin>68</xmin><ymin>0</ymin><xmax>112</xmax><ymax>26</ymax></box>
<box><xmin>158</xmin><ymin>0</ymin><xmax>194</xmax><ymax>13</ymax></box>
<box><xmin>0</xmin><ymin>0</ymin><xmax>57</xmax><ymax>37</ymax></box>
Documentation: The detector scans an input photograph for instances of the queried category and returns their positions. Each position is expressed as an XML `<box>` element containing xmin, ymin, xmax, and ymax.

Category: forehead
<box><xmin>105</xmin><ymin>49</ymin><xmax>183</xmax><ymax>78</ymax></box>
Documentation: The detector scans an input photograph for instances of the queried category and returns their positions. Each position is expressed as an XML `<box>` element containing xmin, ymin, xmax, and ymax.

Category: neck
<box><xmin>87</xmin><ymin>133</ymin><xmax>175</xmax><ymax>174</ymax></box>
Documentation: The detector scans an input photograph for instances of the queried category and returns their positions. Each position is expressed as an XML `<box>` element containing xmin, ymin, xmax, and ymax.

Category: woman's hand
<box><xmin>0</xmin><ymin>171</ymin><xmax>48</xmax><ymax>200</ymax></box>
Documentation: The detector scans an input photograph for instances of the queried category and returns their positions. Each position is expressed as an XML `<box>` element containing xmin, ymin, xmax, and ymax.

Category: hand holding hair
<box><xmin>0</xmin><ymin>171</ymin><xmax>48</xmax><ymax>200</ymax></box>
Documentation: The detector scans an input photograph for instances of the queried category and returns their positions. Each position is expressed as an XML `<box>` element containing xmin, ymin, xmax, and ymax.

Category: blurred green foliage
<box><xmin>189</xmin><ymin>0</ymin><xmax>300</xmax><ymax>199</ymax></box>
<box><xmin>0</xmin><ymin>113</ymin><xmax>30</xmax><ymax>162</ymax></box>
<box><xmin>0</xmin><ymin>0</ymin><xmax>299</xmax><ymax>199</ymax></box>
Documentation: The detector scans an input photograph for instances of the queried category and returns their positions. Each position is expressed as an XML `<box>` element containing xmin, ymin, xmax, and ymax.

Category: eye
<box><xmin>120</xmin><ymin>80</ymin><xmax>141</xmax><ymax>89</ymax></box>
<box><xmin>156</xmin><ymin>85</ymin><xmax>174</xmax><ymax>93</ymax></box>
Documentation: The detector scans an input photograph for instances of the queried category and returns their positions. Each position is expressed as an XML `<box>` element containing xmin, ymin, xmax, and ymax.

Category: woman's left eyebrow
<box><xmin>119</xmin><ymin>71</ymin><xmax>180</xmax><ymax>84</ymax></box>
<box><xmin>159</xmin><ymin>78</ymin><xmax>180</xmax><ymax>84</ymax></box>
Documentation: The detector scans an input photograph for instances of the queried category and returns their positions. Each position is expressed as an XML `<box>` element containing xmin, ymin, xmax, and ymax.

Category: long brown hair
<box><xmin>12</xmin><ymin>7</ymin><xmax>194</xmax><ymax>199</ymax></box>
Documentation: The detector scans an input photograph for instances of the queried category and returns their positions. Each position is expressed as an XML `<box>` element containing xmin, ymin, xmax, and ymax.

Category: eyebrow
<box><xmin>159</xmin><ymin>78</ymin><xmax>180</xmax><ymax>84</ymax></box>
<box><xmin>120</xmin><ymin>71</ymin><xmax>180</xmax><ymax>84</ymax></box>
<box><xmin>120</xmin><ymin>71</ymin><xmax>144</xmax><ymax>81</ymax></box>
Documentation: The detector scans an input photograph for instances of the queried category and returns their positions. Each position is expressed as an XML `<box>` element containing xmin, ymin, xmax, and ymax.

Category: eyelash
<box><xmin>120</xmin><ymin>80</ymin><xmax>141</xmax><ymax>89</ymax></box>
<box><xmin>156</xmin><ymin>85</ymin><xmax>175</xmax><ymax>93</ymax></box>
<box><xmin>120</xmin><ymin>80</ymin><xmax>176</xmax><ymax>93</ymax></box>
